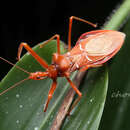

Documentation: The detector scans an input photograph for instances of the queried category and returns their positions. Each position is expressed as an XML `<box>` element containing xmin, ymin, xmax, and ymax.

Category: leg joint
<box><xmin>69</xmin><ymin>16</ymin><xmax>74</xmax><ymax>23</ymax></box>
<box><xmin>48</xmin><ymin>94</ymin><xmax>52</xmax><ymax>99</ymax></box>
<box><xmin>55</xmin><ymin>34</ymin><xmax>60</xmax><ymax>38</ymax></box>
<box><xmin>79</xmin><ymin>93</ymin><xmax>82</xmax><ymax>97</ymax></box>
<box><xmin>20</xmin><ymin>42</ymin><xmax>27</xmax><ymax>46</ymax></box>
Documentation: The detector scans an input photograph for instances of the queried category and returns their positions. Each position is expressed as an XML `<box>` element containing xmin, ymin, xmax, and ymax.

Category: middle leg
<box><xmin>40</xmin><ymin>34</ymin><xmax>61</xmax><ymax>54</ymax></box>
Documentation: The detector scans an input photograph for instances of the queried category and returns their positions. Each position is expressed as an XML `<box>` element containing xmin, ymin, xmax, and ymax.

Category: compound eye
<box><xmin>36</xmin><ymin>76</ymin><xmax>41</xmax><ymax>80</ymax></box>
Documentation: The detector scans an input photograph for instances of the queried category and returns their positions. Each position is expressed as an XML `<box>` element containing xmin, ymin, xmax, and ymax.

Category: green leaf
<box><xmin>62</xmin><ymin>0</ymin><xmax>130</xmax><ymax>129</ymax></box>
<box><xmin>103</xmin><ymin>0</ymin><xmax>130</xmax><ymax>30</ymax></box>
<box><xmin>0</xmin><ymin>39</ymin><xmax>108</xmax><ymax>130</ymax></box>
<box><xmin>61</xmin><ymin>67</ymin><xmax>108</xmax><ymax>130</ymax></box>
<box><xmin>0</xmin><ymin>0</ymin><xmax>130</xmax><ymax>129</ymax></box>
<box><xmin>99</xmin><ymin>0</ymin><xmax>130</xmax><ymax>129</ymax></box>
<box><xmin>0</xmin><ymin>41</ymin><xmax>76</xmax><ymax>130</ymax></box>
<box><xmin>99</xmin><ymin>15</ymin><xmax>130</xmax><ymax>130</ymax></box>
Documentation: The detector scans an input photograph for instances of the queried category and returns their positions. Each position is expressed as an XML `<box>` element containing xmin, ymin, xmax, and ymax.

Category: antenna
<box><xmin>0</xmin><ymin>77</ymin><xmax>30</xmax><ymax>96</ymax></box>
<box><xmin>0</xmin><ymin>57</ymin><xmax>30</xmax><ymax>74</ymax></box>
<box><xmin>0</xmin><ymin>57</ymin><xmax>31</xmax><ymax>95</ymax></box>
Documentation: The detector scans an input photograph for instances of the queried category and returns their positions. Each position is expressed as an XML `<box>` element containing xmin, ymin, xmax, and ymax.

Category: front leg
<box><xmin>44</xmin><ymin>79</ymin><xmax>57</xmax><ymax>112</ymax></box>
<box><xmin>17</xmin><ymin>42</ymin><xmax>49</xmax><ymax>69</ymax></box>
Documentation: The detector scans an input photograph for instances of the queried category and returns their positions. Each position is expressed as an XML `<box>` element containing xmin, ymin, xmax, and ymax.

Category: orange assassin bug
<box><xmin>0</xmin><ymin>16</ymin><xmax>125</xmax><ymax>113</ymax></box>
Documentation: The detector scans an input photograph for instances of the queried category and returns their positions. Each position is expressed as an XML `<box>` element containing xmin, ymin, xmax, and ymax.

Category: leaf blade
<box><xmin>62</xmin><ymin>67</ymin><xmax>108</xmax><ymax>130</ymax></box>
<box><xmin>0</xmin><ymin>40</ymin><xmax>76</xmax><ymax>130</ymax></box>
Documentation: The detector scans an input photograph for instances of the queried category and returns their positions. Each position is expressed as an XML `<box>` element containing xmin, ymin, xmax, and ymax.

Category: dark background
<box><xmin>1</xmin><ymin>0</ymin><xmax>122</xmax><ymax>79</ymax></box>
